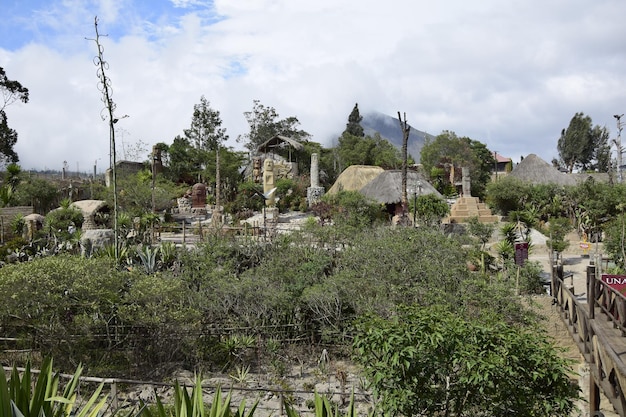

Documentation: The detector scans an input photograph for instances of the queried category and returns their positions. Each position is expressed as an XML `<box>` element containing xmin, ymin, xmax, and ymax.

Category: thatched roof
<box><xmin>256</xmin><ymin>135</ymin><xmax>304</xmax><ymax>153</ymax></box>
<box><xmin>574</xmin><ymin>172</ymin><xmax>611</xmax><ymax>184</ymax></box>
<box><xmin>327</xmin><ymin>165</ymin><xmax>385</xmax><ymax>194</ymax></box>
<box><xmin>360</xmin><ymin>170</ymin><xmax>442</xmax><ymax>204</ymax></box>
<box><xmin>509</xmin><ymin>154</ymin><xmax>577</xmax><ymax>186</ymax></box>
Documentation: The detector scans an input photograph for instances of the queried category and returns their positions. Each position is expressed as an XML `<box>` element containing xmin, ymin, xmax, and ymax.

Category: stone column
<box><xmin>462</xmin><ymin>167</ymin><xmax>471</xmax><ymax>197</ymax></box>
<box><xmin>307</xmin><ymin>153</ymin><xmax>325</xmax><ymax>207</ymax></box>
<box><xmin>311</xmin><ymin>153</ymin><xmax>319</xmax><ymax>188</ymax></box>
<box><xmin>263</xmin><ymin>158</ymin><xmax>276</xmax><ymax>207</ymax></box>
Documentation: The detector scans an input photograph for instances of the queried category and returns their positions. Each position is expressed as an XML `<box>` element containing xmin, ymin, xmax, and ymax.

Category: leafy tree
<box><xmin>238</xmin><ymin>99</ymin><xmax>310</xmax><ymax>152</ymax></box>
<box><xmin>336</xmin><ymin>132</ymin><xmax>406</xmax><ymax>170</ymax></box>
<box><xmin>409</xmin><ymin>193</ymin><xmax>450</xmax><ymax>226</ymax></box>
<box><xmin>184</xmin><ymin>96</ymin><xmax>228</xmax><ymax>210</ymax></box>
<box><xmin>99</xmin><ymin>169</ymin><xmax>181</xmax><ymax>218</ymax></box>
<box><xmin>546</xmin><ymin>216</ymin><xmax>572</xmax><ymax>254</ymax></box>
<box><xmin>468</xmin><ymin>139</ymin><xmax>497</xmax><ymax>198</ymax></box>
<box><xmin>557</xmin><ymin>112</ymin><xmax>610</xmax><ymax>173</ymax></box>
<box><xmin>420</xmin><ymin>131</ymin><xmax>495</xmax><ymax>199</ymax></box>
<box><xmin>344</xmin><ymin>103</ymin><xmax>364</xmax><ymax>137</ymax></box>
<box><xmin>485</xmin><ymin>176</ymin><xmax>531</xmax><ymax>216</ymax></box>
<box><xmin>466</xmin><ymin>216</ymin><xmax>496</xmax><ymax>250</ymax></box>
<box><xmin>0</xmin><ymin>67</ymin><xmax>29</xmax><ymax>166</ymax></box>
<box><xmin>166</xmin><ymin>135</ymin><xmax>200</xmax><ymax>184</ymax></box>
<box><xmin>320</xmin><ymin>190</ymin><xmax>385</xmax><ymax>232</ymax></box>
<box><xmin>603</xmin><ymin>212</ymin><xmax>626</xmax><ymax>270</ymax></box>
<box><xmin>12</xmin><ymin>177</ymin><xmax>60</xmax><ymax>213</ymax></box>
<box><xmin>353</xmin><ymin>305</ymin><xmax>579</xmax><ymax>417</ymax></box>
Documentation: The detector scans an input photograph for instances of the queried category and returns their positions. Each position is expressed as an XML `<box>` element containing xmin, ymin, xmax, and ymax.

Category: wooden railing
<box><xmin>553</xmin><ymin>262</ymin><xmax>626</xmax><ymax>415</ymax></box>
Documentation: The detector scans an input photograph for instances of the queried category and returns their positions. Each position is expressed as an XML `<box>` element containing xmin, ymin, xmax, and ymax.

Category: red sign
<box><xmin>514</xmin><ymin>242</ymin><xmax>529</xmax><ymax>266</ymax></box>
<box><xmin>602</xmin><ymin>274</ymin><xmax>626</xmax><ymax>295</ymax></box>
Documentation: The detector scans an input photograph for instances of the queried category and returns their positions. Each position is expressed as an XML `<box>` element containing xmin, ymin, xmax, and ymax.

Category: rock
<box><xmin>81</xmin><ymin>229</ymin><xmax>114</xmax><ymax>256</ymax></box>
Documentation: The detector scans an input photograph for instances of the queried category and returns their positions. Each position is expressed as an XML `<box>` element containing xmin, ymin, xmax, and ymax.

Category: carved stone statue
<box><xmin>263</xmin><ymin>158</ymin><xmax>276</xmax><ymax>207</ymax></box>
<box><xmin>191</xmin><ymin>183</ymin><xmax>207</xmax><ymax>208</ymax></box>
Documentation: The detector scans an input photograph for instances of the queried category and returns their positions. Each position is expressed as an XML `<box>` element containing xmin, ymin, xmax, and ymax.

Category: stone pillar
<box><xmin>263</xmin><ymin>158</ymin><xmax>276</xmax><ymax>207</ymax></box>
<box><xmin>307</xmin><ymin>153</ymin><xmax>325</xmax><ymax>207</ymax></box>
<box><xmin>462</xmin><ymin>167</ymin><xmax>471</xmax><ymax>197</ymax></box>
<box><xmin>311</xmin><ymin>153</ymin><xmax>319</xmax><ymax>187</ymax></box>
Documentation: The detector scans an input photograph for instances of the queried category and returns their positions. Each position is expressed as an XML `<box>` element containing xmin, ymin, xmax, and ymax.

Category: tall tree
<box><xmin>345</xmin><ymin>103</ymin><xmax>364</xmax><ymax>137</ymax></box>
<box><xmin>0</xmin><ymin>67</ymin><xmax>29</xmax><ymax>166</ymax></box>
<box><xmin>184</xmin><ymin>96</ymin><xmax>228</xmax><ymax>211</ymax></box>
<box><xmin>238</xmin><ymin>100</ymin><xmax>310</xmax><ymax>151</ymax></box>
<box><xmin>420</xmin><ymin>131</ymin><xmax>495</xmax><ymax>199</ymax></box>
<box><xmin>557</xmin><ymin>112</ymin><xmax>609</xmax><ymax>173</ymax></box>
<box><xmin>166</xmin><ymin>135</ymin><xmax>200</xmax><ymax>184</ymax></box>
<box><xmin>336</xmin><ymin>132</ymin><xmax>406</xmax><ymax>170</ymax></box>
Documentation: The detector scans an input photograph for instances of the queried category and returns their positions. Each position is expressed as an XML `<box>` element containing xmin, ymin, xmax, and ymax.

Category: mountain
<box><xmin>360</xmin><ymin>112</ymin><xmax>434</xmax><ymax>163</ymax></box>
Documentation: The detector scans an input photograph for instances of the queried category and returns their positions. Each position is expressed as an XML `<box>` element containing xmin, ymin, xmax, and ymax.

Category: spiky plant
<box><xmin>0</xmin><ymin>357</ymin><xmax>107</xmax><ymax>417</ymax></box>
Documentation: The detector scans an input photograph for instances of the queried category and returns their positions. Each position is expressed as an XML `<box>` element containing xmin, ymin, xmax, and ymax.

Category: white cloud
<box><xmin>2</xmin><ymin>0</ymin><xmax>626</xmax><ymax>171</ymax></box>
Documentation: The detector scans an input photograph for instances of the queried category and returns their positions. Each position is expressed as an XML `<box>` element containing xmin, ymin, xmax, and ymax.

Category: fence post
<box><xmin>111</xmin><ymin>381</ymin><xmax>118</xmax><ymax>410</ymax></box>
<box><xmin>588</xmin><ymin>261</ymin><xmax>596</xmax><ymax>320</ymax></box>
<box><xmin>183</xmin><ymin>221</ymin><xmax>186</xmax><ymax>243</ymax></box>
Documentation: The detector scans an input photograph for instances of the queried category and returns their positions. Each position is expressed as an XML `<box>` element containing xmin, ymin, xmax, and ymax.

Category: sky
<box><xmin>1</xmin><ymin>0</ymin><xmax>626</xmax><ymax>173</ymax></box>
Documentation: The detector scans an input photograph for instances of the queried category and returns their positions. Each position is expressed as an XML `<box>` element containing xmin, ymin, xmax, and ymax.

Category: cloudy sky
<box><xmin>1</xmin><ymin>0</ymin><xmax>625</xmax><ymax>172</ymax></box>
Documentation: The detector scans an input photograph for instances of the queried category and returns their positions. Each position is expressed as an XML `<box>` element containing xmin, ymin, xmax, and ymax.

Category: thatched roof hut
<box><xmin>327</xmin><ymin>165</ymin><xmax>385</xmax><ymax>194</ymax></box>
<box><xmin>256</xmin><ymin>135</ymin><xmax>304</xmax><ymax>153</ymax></box>
<box><xmin>509</xmin><ymin>154</ymin><xmax>577</xmax><ymax>186</ymax></box>
<box><xmin>360</xmin><ymin>170</ymin><xmax>442</xmax><ymax>204</ymax></box>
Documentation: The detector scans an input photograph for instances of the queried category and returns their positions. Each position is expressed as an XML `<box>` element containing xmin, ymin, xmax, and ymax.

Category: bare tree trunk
<box><xmin>215</xmin><ymin>143</ymin><xmax>221</xmax><ymax>210</ymax></box>
<box><xmin>398</xmin><ymin>112</ymin><xmax>411</xmax><ymax>224</ymax></box>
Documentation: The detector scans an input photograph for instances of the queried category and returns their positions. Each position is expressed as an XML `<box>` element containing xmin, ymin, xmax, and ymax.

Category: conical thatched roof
<box><xmin>327</xmin><ymin>165</ymin><xmax>385</xmax><ymax>194</ymax></box>
<box><xmin>509</xmin><ymin>154</ymin><xmax>577</xmax><ymax>186</ymax></box>
<box><xmin>360</xmin><ymin>170</ymin><xmax>442</xmax><ymax>204</ymax></box>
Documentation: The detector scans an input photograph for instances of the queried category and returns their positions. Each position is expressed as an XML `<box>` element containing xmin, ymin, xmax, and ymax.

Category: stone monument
<box><xmin>307</xmin><ymin>153</ymin><xmax>325</xmax><ymax>206</ymax></box>
<box><xmin>191</xmin><ymin>183</ymin><xmax>207</xmax><ymax>215</ymax></box>
<box><xmin>263</xmin><ymin>159</ymin><xmax>276</xmax><ymax>207</ymax></box>
<box><xmin>263</xmin><ymin>158</ymin><xmax>279</xmax><ymax>227</ymax></box>
<box><xmin>462</xmin><ymin>167</ymin><xmax>471</xmax><ymax>197</ymax></box>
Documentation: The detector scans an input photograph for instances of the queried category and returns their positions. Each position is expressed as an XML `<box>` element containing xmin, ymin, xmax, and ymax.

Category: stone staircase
<box><xmin>444</xmin><ymin>196</ymin><xmax>499</xmax><ymax>223</ymax></box>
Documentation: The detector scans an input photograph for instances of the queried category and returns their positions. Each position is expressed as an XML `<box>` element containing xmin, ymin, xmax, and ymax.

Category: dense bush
<box><xmin>353</xmin><ymin>305</ymin><xmax>579</xmax><ymax>417</ymax></box>
<box><xmin>0</xmin><ymin>224</ymin><xmax>547</xmax><ymax>378</ymax></box>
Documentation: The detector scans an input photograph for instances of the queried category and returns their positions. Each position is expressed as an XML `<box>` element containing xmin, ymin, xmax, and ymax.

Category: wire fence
<box><xmin>2</xmin><ymin>363</ymin><xmax>374</xmax><ymax>416</ymax></box>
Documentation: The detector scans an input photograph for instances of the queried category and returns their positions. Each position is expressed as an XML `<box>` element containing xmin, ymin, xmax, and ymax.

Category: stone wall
<box><xmin>0</xmin><ymin>206</ymin><xmax>34</xmax><ymax>242</ymax></box>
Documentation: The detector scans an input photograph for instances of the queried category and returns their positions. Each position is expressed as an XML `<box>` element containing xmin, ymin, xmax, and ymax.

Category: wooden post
<box><xmin>182</xmin><ymin>221</ymin><xmax>186</xmax><ymax>243</ymax></box>
<box><xmin>588</xmin><ymin>262</ymin><xmax>596</xmax><ymax>320</ymax></box>
<box><xmin>589</xmin><ymin>371</ymin><xmax>600</xmax><ymax>415</ymax></box>
<box><xmin>111</xmin><ymin>381</ymin><xmax>118</xmax><ymax>410</ymax></box>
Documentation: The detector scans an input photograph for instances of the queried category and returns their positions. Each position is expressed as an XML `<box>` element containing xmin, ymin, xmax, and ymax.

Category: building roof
<box><xmin>509</xmin><ymin>154</ymin><xmax>577</xmax><ymax>186</ymax></box>
<box><xmin>360</xmin><ymin>170</ymin><xmax>442</xmax><ymax>204</ymax></box>
<box><xmin>494</xmin><ymin>152</ymin><xmax>512</xmax><ymax>163</ymax></box>
<box><xmin>256</xmin><ymin>135</ymin><xmax>304</xmax><ymax>153</ymax></box>
<box><xmin>327</xmin><ymin>165</ymin><xmax>385</xmax><ymax>194</ymax></box>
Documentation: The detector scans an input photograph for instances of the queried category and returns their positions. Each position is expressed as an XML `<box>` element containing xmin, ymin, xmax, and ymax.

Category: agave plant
<box><xmin>284</xmin><ymin>391</ymin><xmax>362</xmax><ymax>417</ymax></box>
<box><xmin>140</xmin><ymin>375</ymin><xmax>258</xmax><ymax>417</ymax></box>
<box><xmin>0</xmin><ymin>357</ymin><xmax>107</xmax><ymax>417</ymax></box>
<box><xmin>137</xmin><ymin>245</ymin><xmax>160</xmax><ymax>274</ymax></box>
